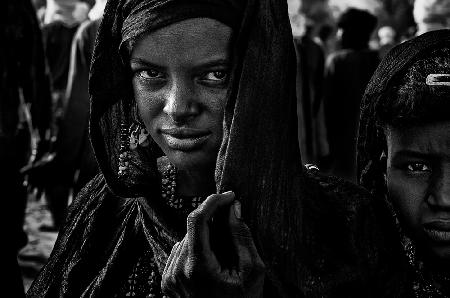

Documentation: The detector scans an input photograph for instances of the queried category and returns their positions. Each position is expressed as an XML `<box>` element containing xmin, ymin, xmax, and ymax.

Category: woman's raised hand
<box><xmin>161</xmin><ymin>191</ymin><xmax>265</xmax><ymax>298</ymax></box>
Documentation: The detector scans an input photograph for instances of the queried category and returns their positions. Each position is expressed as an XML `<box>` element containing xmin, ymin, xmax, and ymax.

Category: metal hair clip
<box><xmin>426</xmin><ymin>74</ymin><xmax>450</xmax><ymax>86</ymax></box>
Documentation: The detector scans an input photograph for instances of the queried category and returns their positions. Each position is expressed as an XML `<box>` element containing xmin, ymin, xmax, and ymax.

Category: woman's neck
<box><xmin>419</xmin><ymin>251</ymin><xmax>450</xmax><ymax>294</ymax></box>
<box><xmin>176</xmin><ymin>166</ymin><xmax>216</xmax><ymax>197</ymax></box>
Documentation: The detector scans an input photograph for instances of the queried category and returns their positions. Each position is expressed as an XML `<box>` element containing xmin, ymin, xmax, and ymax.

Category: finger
<box><xmin>228</xmin><ymin>201</ymin><xmax>265</xmax><ymax>274</ymax></box>
<box><xmin>169</xmin><ymin>240</ymin><xmax>194</xmax><ymax>297</ymax></box>
<box><xmin>164</xmin><ymin>240</ymin><xmax>182</xmax><ymax>275</ymax></box>
<box><xmin>162</xmin><ymin>241</ymin><xmax>185</xmax><ymax>297</ymax></box>
<box><xmin>162</xmin><ymin>240</ymin><xmax>182</xmax><ymax>285</ymax></box>
<box><xmin>186</xmin><ymin>191</ymin><xmax>235</xmax><ymax>256</ymax></box>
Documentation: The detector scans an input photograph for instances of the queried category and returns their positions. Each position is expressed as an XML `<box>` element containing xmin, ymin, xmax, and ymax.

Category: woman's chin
<box><xmin>165</xmin><ymin>149</ymin><xmax>216</xmax><ymax>171</ymax></box>
<box><xmin>428</xmin><ymin>245</ymin><xmax>450</xmax><ymax>262</ymax></box>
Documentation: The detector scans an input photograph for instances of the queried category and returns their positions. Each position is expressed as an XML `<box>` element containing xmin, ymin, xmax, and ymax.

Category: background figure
<box><xmin>293</xmin><ymin>17</ymin><xmax>329</xmax><ymax>166</ymax></box>
<box><xmin>0</xmin><ymin>0</ymin><xmax>51</xmax><ymax>295</ymax></box>
<box><xmin>377</xmin><ymin>25</ymin><xmax>397</xmax><ymax>60</ymax></box>
<box><xmin>40</xmin><ymin>0</ymin><xmax>88</xmax><ymax>231</ymax></box>
<box><xmin>42</xmin><ymin>0</ymin><xmax>87</xmax><ymax>131</ymax></box>
<box><xmin>51</xmin><ymin>0</ymin><xmax>105</xmax><ymax>202</ymax></box>
<box><xmin>315</xmin><ymin>23</ymin><xmax>336</xmax><ymax>57</ymax></box>
<box><xmin>323</xmin><ymin>8</ymin><xmax>379</xmax><ymax>182</ymax></box>
<box><xmin>413</xmin><ymin>0</ymin><xmax>450</xmax><ymax>36</ymax></box>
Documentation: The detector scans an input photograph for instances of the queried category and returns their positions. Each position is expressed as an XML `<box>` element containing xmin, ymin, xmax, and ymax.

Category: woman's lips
<box><xmin>423</xmin><ymin>220</ymin><xmax>450</xmax><ymax>242</ymax></box>
<box><xmin>160</xmin><ymin>127</ymin><xmax>210</xmax><ymax>151</ymax></box>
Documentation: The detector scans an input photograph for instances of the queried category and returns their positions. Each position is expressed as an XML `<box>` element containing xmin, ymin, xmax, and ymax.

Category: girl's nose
<box><xmin>163</xmin><ymin>79</ymin><xmax>199</xmax><ymax>123</ymax></box>
<box><xmin>427</xmin><ymin>168</ymin><xmax>450</xmax><ymax>209</ymax></box>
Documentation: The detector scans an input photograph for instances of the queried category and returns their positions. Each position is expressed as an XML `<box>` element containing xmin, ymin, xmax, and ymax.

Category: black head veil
<box><xmin>28</xmin><ymin>0</ymin><xmax>305</xmax><ymax>296</ymax></box>
<box><xmin>358</xmin><ymin>29</ymin><xmax>450</xmax><ymax>197</ymax></box>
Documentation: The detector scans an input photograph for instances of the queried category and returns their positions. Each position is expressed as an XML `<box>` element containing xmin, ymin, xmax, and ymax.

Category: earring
<box><xmin>118</xmin><ymin>119</ymin><xmax>150</xmax><ymax>176</ymax></box>
<box><xmin>129</xmin><ymin>122</ymin><xmax>149</xmax><ymax>150</ymax></box>
<box><xmin>118</xmin><ymin>120</ymin><xmax>130</xmax><ymax>176</ymax></box>
<box><xmin>379</xmin><ymin>151</ymin><xmax>387</xmax><ymax>187</ymax></box>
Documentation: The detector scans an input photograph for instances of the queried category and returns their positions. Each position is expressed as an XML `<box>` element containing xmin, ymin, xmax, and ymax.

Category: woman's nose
<box><xmin>163</xmin><ymin>79</ymin><xmax>199</xmax><ymax>123</ymax></box>
<box><xmin>427</xmin><ymin>168</ymin><xmax>450</xmax><ymax>209</ymax></box>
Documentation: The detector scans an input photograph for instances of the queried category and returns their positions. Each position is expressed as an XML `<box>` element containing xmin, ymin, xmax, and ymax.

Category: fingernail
<box><xmin>222</xmin><ymin>190</ymin><xmax>235</xmax><ymax>197</ymax></box>
<box><xmin>233</xmin><ymin>200</ymin><xmax>241</xmax><ymax>219</ymax></box>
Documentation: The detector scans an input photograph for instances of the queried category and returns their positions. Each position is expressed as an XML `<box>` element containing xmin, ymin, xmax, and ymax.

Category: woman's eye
<box><xmin>137</xmin><ymin>69</ymin><xmax>164</xmax><ymax>80</ymax></box>
<box><xmin>203</xmin><ymin>71</ymin><xmax>228</xmax><ymax>82</ymax></box>
<box><xmin>406</xmin><ymin>163</ymin><xmax>431</xmax><ymax>173</ymax></box>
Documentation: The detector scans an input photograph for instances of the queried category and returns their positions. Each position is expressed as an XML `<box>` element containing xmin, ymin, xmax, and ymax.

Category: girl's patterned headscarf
<box><xmin>358</xmin><ymin>29</ymin><xmax>450</xmax><ymax>198</ymax></box>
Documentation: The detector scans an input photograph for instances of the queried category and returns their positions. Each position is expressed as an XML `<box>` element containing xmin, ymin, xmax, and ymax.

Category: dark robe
<box><xmin>42</xmin><ymin>22</ymin><xmax>80</xmax><ymax>93</ymax></box>
<box><xmin>0</xmin><ymin>0</ymin><xmax>51</xmax><ymax>296</ymax></box>
<box><xmin>55</xmin><ymin>19</ymin><xmax>100</xmax><ymax>194</ymax></box>
<box><xmin>294</xmin><ymin>34</ymin><xmax>328</xmax><ymax>166</ymax></box>
<box><xmin>324</xmin><ymin>49</ymin><xmax>379</xmax><ymax>182</ymax></box>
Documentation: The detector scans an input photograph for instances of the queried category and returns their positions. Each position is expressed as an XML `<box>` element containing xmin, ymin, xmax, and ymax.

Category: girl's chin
<box><xmin>428</xmin><ymin>246</ymin><xmax>450</xmax><ymax>262</ymax></box>
<box><xmin>166</xmin><ymin>150</ymin><xmax>217</xmax><ymax>171</ymax></box>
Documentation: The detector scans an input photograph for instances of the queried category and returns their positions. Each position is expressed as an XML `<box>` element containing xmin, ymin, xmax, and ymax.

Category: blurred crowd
<box><xmin>1</xmin><ymin>0</ymin><xmax>450</xmax><ymax>295</ymax></box>
<box><xmin>1</xmin><ymin>0</ymin><xmax>104</xmax><ymax>295</ymax></box>
<box><xmin>289</xmin><ymin>0</ymin><xmax>450</xmax><ymax>181</ymax></box>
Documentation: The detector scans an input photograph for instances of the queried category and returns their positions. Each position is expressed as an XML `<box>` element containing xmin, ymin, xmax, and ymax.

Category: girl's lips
<box><xmin>160</xmin><ymin>127</ymin><xmax>210</xmax><ymax>151</ymax></box>
<box><xmin>160</xmin><ymin>127</ymin><xmax>210</xmax><ymax>138</ymax></box>
<box><xmin>423</xmin><ymin>220</ymin><xmax>450</xmax><ymax>242</ymax></box>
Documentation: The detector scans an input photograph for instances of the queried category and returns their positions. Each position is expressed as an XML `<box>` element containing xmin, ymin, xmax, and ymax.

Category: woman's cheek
<box><xmin>387</xmin><ymin>170</ymin><xmax>424</xmax><ymax>233</ymax></box>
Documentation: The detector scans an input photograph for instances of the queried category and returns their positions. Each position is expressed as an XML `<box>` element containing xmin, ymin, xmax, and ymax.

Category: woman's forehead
<box><xmin>385</xmin><ymin>122</ymin><xmax>450</xmax><ymax>157</ymax></box>
<box><xmin>130</xmin><ymin>18</ymin><xmax>232</xmax><ymax>65</ymax></box>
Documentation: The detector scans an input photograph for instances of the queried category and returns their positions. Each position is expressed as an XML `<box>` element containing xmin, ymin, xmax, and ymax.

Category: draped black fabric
<box><xmin>28</xmin><ymin>0</ymin><xmax>404</xmax><ymax>297</ymax></box>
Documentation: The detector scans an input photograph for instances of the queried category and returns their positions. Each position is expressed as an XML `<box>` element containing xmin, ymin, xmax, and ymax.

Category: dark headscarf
<box><xmin>357</xmin><ymin>29</ymin><xmax>450</xmax><ymax>297</ymax></box>
<box><xmin>358</xmin><ymin>29</ymin><xmax>450</xmax><ymax>198</ymax></box>
<box><xmin>28</xmin><ymin>0</ymin><xmax>307</xmax><ymax>296</ymax></box>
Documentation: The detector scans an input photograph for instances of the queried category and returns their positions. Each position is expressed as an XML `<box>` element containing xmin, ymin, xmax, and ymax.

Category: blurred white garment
<box><xmin>378</xmin><ymin>26</ymin><xmax>396</xmax><ymax>46</ymax></box>
<box><xmin>88</xmin><ymin>0</ymin><xmax>107</xmax><ymax>21</ymax></box>
<box><xmin>44</xmin><ymin>0</ymin><xmax>88</xmax><ymax>27</ymax></box>
<box><xmin>413</xmin><ymin>0</ymin><xmax>450</xmax><ymax>35</ymax></box>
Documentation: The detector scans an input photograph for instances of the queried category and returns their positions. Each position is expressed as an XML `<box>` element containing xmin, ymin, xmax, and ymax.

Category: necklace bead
<box><xmin>160</xmin><ymin>161</ymin><xmax>204</xmax><ymax>210</ymax></box>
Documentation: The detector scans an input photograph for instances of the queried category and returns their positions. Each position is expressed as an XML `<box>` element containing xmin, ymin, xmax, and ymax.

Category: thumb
<box><xmin>228</xmin><ymin>201</ymin><xmax>258</xmax><ymax>267</ymax></box>
<box><xmin>228</xmin><ymin>201</ymin><xmax>252</xmax><ymax>244</ymax></box>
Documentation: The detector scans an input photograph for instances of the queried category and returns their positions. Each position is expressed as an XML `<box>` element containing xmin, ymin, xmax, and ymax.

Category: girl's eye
<box><xmin>406</xmin><ymin>163</ymin><xmax>431</xmax><ymax>173</ymax></box>
<box><xmin>137</xmin><ymin>69</ymin><xmax>164</xmax><ymax>79</ymax></box>
<box><xmin>203</xmin><ymin>71</ymin><xmax>228</xmax><ymax>82</ymax></box>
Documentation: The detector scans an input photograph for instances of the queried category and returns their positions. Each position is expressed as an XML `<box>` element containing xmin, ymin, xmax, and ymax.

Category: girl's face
<box><xmin>385</xmin><ymin>121</ymin><xmax>450</xmax><ymax>260</ymax></box>
<box><xmin>130</xmin><ymin>18</ymin><xmax>232</xmax><ymax>171</ymax></box>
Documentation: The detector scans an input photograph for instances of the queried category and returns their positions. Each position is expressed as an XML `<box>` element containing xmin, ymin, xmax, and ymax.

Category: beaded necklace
<box><xmin>160</xmin><ymin>162</ymin><xmax>204</xmax><ymax>210</ymax></box>
<box><xmin>121</xmin><ymin>160</ymin><xmax>205</xmax><ymax>297</ymax></box>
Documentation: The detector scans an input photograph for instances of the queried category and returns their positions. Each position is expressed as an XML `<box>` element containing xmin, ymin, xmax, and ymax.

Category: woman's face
<box><xmin>130</xmin><ymin>18</ymin><xmax>232</xmax><ymax>171</ymax></box>
<box><xmin>385</xmin><ymin>121</ymin><xmax>450</xmax><ymax>260</ymax></box>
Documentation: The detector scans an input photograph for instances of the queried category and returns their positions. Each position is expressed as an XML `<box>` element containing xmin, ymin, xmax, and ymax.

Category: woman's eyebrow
<box><xmin>129</xmin><ymin>58</ymin><xmax>164</xmax><ymax>70</ymax></box>
<box><xmin>393</xmin><ymin>150</ymin><xmax>436</xmax><ymax>159</ymax></box>
<box><xmin>191</xmin><ymin>58</ymin><xmax>230</xmax><ymax>72</ymax></box>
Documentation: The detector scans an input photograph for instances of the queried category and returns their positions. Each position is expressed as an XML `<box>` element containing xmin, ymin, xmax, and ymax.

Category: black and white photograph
<box><xmin>2</xmin><ymin>0</ymin><xmax>450</xmax><ymax>296</ymax></box>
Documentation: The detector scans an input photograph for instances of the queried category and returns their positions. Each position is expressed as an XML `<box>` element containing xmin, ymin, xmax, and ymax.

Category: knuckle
<box><xmin>234</xmin><ymin>226</ymin><xmax>252</xmax><ymax>240</ymax></box>
<box><xmin>255</xmin><ymin>259</ymin><xmax>266</xmax><ymax>273</ymax></box>
<box><xmin>186</xmin><ymin>209</ymin><xmax>205</xmax><ymax>229</ymax></box>
<box><xmin>170</xmin><ymin>241</ymin><xmax>182</xmax><ymax>254</ymax></box>
<box><xmin>183</xmin><ymin>256</ymin><xmax>201</xmax><ymax>280</ymax></box>
<box><xmin>161</xmin><ymin>271</ymin><xmax>176</xmax><ymax>292</ymax></box>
